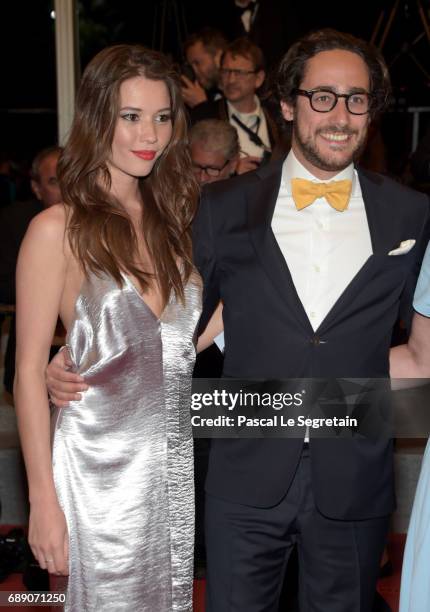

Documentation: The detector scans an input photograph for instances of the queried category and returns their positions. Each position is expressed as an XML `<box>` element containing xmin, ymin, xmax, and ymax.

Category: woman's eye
<box><xmin>156</xmin><ymin>113</ymin><xmax>172</xmax><ymax>123</ymax></box>
<box><xmin>121</xmin><ymin>113</ymin><xmax>139</xmax><ymax>122</ymax></box>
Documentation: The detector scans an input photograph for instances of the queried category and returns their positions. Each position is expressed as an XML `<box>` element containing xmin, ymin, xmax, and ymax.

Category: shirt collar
<box><xmin>227</xmin><ymin>95</ymin><xmax>261</xmax><ymax>120</ymax></box>
<box><xmin>281</xmin><ymin>149</ymin><xmax>358</xmax><ymax>196</ymax></box>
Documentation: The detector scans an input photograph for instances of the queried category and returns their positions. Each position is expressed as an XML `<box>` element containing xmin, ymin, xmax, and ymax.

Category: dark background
<box><xmin>1</xmin><ymin>0</ymin><xmax>429</xmax><ymax>166</ymax></box>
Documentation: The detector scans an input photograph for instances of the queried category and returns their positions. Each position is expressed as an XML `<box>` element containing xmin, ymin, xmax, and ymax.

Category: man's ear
<box><xmin>255</xmin><ymin>70</ymin><xmax>265</xmax><ymax>90</ymax></box>
<box><xmin>31</xmin><ymin>179</ymin><xmax>42</xmax><ymax>201</ymax></box>
<box><xmin>280</xmin><ymin>101</ymin><xmax>294</xmax><ymax>122</ymax></box>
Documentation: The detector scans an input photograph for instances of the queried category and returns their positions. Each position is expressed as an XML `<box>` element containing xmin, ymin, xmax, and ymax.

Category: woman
<box><xmin>390</xmin><ymin>242</ymin><xmax>430</xmax><ymax>612</ymax></box>
<box><xmin>14</xmin><ymin>45</ymin><xmax>215</xmax><ymax>611</ymax></box>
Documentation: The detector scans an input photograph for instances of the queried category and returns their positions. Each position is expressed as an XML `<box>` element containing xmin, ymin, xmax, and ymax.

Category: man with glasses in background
<box><xmin>191</xmin><ymin>37</ymin><xmax>289</xmax><ymax>174</ymax></box>
<box><xmin>189</xmin><ymin>119</ymin><xmax>241</xmax><ymax>185</ymax></box>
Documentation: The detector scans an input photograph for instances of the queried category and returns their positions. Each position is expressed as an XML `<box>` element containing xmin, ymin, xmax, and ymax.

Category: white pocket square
<box><xmin>388</xmin><ymin>239</ymin><xmax>416</xmax><ymax>256</ymax></box>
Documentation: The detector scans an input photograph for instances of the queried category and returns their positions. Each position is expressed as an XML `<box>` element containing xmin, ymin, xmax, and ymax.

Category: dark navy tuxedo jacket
<box><xmin>193</xmin><ymin>158</ymin><xmax>430</xmax><ymax>519</ymax></box>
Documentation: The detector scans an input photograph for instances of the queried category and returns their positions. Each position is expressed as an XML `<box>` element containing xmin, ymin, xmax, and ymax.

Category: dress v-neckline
<box><xmin>123</xmin><ymin>273</ymin><xmax>167</xmax><ymax>322</ymax></box>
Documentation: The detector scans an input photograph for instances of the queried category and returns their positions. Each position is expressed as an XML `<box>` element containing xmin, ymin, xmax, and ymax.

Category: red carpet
<box><xmin>1</xmin><ymin>527</ymin><xmax>404</xmax><ymax>612</ymax></box>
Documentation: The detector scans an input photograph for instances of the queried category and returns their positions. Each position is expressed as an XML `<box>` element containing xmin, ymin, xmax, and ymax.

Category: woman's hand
<box><xmin>29</xmin><ymin>499</ymin><xmax>69</xmax><ymax>576</ymax></box>
<box><xmin>46</xmin><ymin>348</ymin><xmax>88</xmax><ymax>407</ymax></box>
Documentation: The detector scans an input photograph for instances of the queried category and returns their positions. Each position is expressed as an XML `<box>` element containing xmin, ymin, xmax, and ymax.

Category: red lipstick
<box><xmin>132</xmin><ymin>150</ymin><xmax>156</xmax><ymax>161</ymax></box>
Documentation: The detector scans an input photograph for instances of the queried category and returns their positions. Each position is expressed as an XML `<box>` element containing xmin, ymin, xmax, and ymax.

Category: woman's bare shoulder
<box><xmin>26</xmin><ymin>203</ymin><xmax>69</xmax><ymax>242</ymax></box>
<box><xmin>19</xmin><ymin>204</ymin><xmax>74</xmax><ymax>266</ymax></box>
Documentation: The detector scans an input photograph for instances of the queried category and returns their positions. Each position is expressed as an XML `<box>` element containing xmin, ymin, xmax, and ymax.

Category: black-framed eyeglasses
<box><xmin>192</xmin><ymin>158</ymin><xmax>230</xmax><ymax>177</ymax></box>
<box><xmin>219</xmin><ymin>68</ymin><xmax>257</xmax><ymax>79</ymax></box>
<box><xmin>294</xmin><ymin>88</ymin><xmax>372</xmax><ymax>115</ymax></box>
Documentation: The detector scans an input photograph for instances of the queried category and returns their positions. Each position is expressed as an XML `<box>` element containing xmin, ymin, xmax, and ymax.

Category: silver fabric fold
<box><xmin>52</xmin><ymin>272</ymin><xmax>201</xmax><ymax>611</ymax></box>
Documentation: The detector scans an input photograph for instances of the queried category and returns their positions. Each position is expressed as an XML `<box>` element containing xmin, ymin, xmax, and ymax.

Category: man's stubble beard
<box><xmin>293</xmin><ymin>120</ymin><xmax>369</xmax><ymax>173</ymax></box>
<box><xmin>203</xmin><ymin>64</ymin><xmax>220</xmax><ymax>91</ymax></box>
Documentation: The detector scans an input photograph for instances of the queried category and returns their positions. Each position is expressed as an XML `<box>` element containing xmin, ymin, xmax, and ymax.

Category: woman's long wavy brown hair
<box><xmin>58</xmin><ymin>44</ymin><xmax>199</xmax><ymax>306</ymax></box>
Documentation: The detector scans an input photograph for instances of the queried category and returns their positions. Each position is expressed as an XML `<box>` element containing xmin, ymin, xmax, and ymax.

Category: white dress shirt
<box><xmin>235</xmin><ymin>0</ymin><xmax>259</xmax><ymax>32</ymax></box>
<box><xmin>271</xmin><ymin>150</ymin><xmax>372</xmax><ymax>332</ymax></box>
<box><xmin>227</xmin><ymin>96</ymin><xmax>270</xmax><ymax>159</ymax></box>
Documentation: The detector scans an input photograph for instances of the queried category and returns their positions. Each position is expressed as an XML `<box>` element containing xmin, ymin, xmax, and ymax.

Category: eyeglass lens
<box><xmin>310</xmin><ymin>91</ymin><xmax>370</xmax><ymax>114</ymax></box>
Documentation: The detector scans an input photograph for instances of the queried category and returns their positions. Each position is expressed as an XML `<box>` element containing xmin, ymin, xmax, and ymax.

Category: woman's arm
<box><xmin>197</xmin><ymin>302</ymin><xmax>223</xmax><ymax>353</ymax></box>
<box><xmin>14</xmin><ymin>205</ymin><xmax>69</xmax><ymax>575</ymax></box>
<box><xmin>390</xmin><ymin>312</ymin><xmax>430</xmax><ymax>378</ymax></box>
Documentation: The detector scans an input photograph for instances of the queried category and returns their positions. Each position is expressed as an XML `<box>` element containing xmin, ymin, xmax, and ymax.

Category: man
<box><xmin>192</xmin><ymin>29</ymin><xmax>429</xmax><ymax>611</ymax></box>
<box><xmin>181</xmin><ymin>28</ymin><xmax>227</xmax><ymax>109</ymax></box>
<box><xmin>0</xmin><ymin>145</ymin><xmax>62</xmax><ymax>393</ymax></box>
<box><xmin>222</xmin><ymin>0</ymin><xmax>301</xmax><ymax>69</ymax></box>
<box><xmin>190</xmin><ymin>119</ymin><xmax>240</xmax><ymax>185</ymax></box>
<box><xmin>29</xmin><ymin>145</ymin><xmax>62</xmax><ymax>208</ymax></box>
<box><xmin>191</xmin><ymin>37</ymin><xmax>289</xmax><ymax>173</ymax></box>
<box><xmin>46</xmin><ymin>30</ymin><xmax>429</xmax><ymax>611</ymax></box>
<box><xmin>0</xmin><ymin>146</ymin><xmax>62</xmax><ymax>304</ymax></box>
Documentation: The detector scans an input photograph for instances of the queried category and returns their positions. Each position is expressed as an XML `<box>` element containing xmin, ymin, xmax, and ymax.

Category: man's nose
<box><xmin>223</xmin><ymin>70</ymin><xmax>237</xmax><ymax>83</ymax></box>
<box><xmin>196</xmin><ymin>169</ymin><xmax>208</xmax><ymax>184</ymax></box>
<box><xmin>329</xmin><ymin>98</ymin><xmax>350</xmax><ymax>125</ymax></box>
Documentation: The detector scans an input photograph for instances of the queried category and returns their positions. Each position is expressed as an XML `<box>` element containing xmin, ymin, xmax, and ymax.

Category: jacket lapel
<box><xmin>317</xmin><ymin>168</ymin><xmax>397</xmax><ymax>334</ymax></box>
<box><xmin>358</xmin><ymin>167</ymin><xmax>395</xmax><ymax>255</ymax></box>
<box><xmin>247</xmin><ymin>159</ymin><xmax>314</xmax><ymax>332</ymax></box>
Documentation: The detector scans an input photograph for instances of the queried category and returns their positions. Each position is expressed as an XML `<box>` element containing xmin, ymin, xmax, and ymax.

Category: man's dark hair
<box><xmin>184</xmin><ymin>28</ymin><xmax>227</xmax><ymax>57</ymax></box>
<box><xmin>277</xmin><ymin>29</ymin><xmax>391</xmax><ymax>118</ymax></box>
<box><xmin>222</xmin><ymin>37</ymin><xmax>265</xmax><ymax>73</ymax></box>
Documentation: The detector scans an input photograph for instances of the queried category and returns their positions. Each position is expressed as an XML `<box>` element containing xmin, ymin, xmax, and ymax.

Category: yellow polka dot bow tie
<box><xmin>291</xmin><ymin>178</ymin><xmax>353</xmax><ymax>212</ymax></box>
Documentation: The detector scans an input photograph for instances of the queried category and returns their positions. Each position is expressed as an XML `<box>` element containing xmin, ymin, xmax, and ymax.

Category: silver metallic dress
<box><xmin>51</xmin><ymin>272</ymin><xmax>201</xmax><ymax>611</ymax></box>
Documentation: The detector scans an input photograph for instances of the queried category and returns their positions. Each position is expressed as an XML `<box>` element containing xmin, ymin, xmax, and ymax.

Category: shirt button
<box><xmin>310</xmin><ymin>311</ymin><xmax>316</xmax><ymax>318</ymax></box>
<box><xmin>316</xmin><ymin>219</ymin><xmax>324</xmax><ymax>229</ymax></box>
<box><xmin>314</xmin><ymin>264</ymin><xmax>321</xmax><ymax>273</ymax></box>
